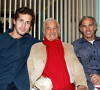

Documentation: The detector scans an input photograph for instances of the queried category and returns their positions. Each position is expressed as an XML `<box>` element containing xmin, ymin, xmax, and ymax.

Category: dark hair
<box><xmin>79</xmin><ymin>16</ymin><xmax>98</xmax><ymax>34</ymax></box>
<box><xmin>14</xmin><ymin>7</ymin><xmax>35</xmax><ymax>25</ymax></box>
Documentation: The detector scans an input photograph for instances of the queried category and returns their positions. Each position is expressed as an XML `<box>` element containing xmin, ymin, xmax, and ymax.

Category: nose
<box><xmin>50</xmin><ymin>29</ymin><xmax>53</xmax><ymax>33</ymax></box>
<box><xmin>86</xmin><ymin>26</ymin><xmax>89</xmax><ymax>30</ymax></box>
<box><xmin>50</xmin><ymin>28</ymin><xmax>55</xmax><ymax>33</ymax></box>
<box><xmin>22</xmin><ymin>22</ymin><xmax>26</xmax><ymax>27</ymax></box>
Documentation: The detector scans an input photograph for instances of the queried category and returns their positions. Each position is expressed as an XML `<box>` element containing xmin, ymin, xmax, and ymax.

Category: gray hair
<box><xmin>42</xmin><ymin>18</ymin><xmax>61</xmax><ymax>37</ymax></box>
<box><xmin>79</xmin><ymin>16</ymin><xmax>98</xmax><ymax>34</ymax></box>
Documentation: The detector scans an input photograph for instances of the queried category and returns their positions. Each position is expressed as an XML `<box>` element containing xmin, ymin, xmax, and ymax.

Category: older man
<box><xmin>28</xmin><ymin>18</ymin><xmax>88</xmax><ymax>90</ymax></box>
<box><xmin>72</xmin><ymin>16</ymin><xmax>100</xmax><ymax>90</ymax></box>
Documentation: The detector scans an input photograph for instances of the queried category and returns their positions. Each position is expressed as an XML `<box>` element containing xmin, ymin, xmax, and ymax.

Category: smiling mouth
<box><xmin>86</xmin><ymin>31</ymin><xmax>91</xmax><ymax>34</ymax></box>
<box><xmin>49</xmin><ymin>33</ymin><xmax>55</xmax><ymax>37</ymax></box>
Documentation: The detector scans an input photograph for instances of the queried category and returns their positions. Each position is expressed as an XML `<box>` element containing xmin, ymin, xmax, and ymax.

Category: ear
<box><xmin>42</xmin><ymin>30</ymin><xmax>45</xmax><ymax>36</ymax></box>
<box><xmin>79</xmin><ymin>27</ymin><xmax>83</xmax><ymax>32</ymax></box>
<box><xmin>13</xmin><ymin>19</ymin><xmax>16</xmax><ymax>25</ymax></box>
<box><xmin>94</xmin><ymin>25</ymin><xmax>97</xmax><ymax>31</ymax></box>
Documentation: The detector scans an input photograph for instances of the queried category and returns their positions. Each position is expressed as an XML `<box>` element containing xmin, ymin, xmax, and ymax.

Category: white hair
<box><xmin>42</xmin><ymin>18</ymin><xmax>61</xmax><ymax>37</ymax></box>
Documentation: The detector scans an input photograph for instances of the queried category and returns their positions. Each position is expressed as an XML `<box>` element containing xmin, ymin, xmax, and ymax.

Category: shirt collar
<box><xmin>79</xmin><ymin>36</ymin><xmax>100</xmax><ymax>43</ymax></box>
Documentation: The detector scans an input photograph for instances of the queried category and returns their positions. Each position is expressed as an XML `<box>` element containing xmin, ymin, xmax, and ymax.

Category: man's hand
<box><xmin>77</xmin><ymin>85</ymin><xmax>87</xmax><ymax>90</ymax></box>
<box><xmin>90</xmin><ymin>74</ymin><xmax>100</xmax><ymax>85</ymax></box>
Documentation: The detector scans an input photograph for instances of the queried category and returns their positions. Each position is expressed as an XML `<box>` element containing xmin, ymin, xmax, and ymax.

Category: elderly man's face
<box><xmin>45</xmin><ymin>20</ymin><xmax>59</xmax><ymax>41</ymax></box>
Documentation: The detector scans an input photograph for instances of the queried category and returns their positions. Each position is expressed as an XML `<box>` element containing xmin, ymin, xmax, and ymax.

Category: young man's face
<box><xmin>44</xmin><ymin>21</ymin><xmax>59</xmax><ymax>41</ymax></box>
<box><xmin>80</xmin><ymin>18</ymin><xmax>96</xmax><ymax>41</ymax></box>
<box><xmin>13</xmin><ymin>13</ymin><xmax>32</xmax><ymax>38</ymax></box>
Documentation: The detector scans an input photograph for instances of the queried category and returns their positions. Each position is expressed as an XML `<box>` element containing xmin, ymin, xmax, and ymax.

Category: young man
<box><xmin>72</xmin><ymin>16</ymin><xmax>100</xmax><ymax>90</ymax></box>
<box><xmin>0</xmin><ymin>7</ymin><xmax>39</xmax><ymax>90</ymax></box>
<box><xmin>28</xmin><ymin>18</ymin><xmax>88</xmax><ymax>90</ymax></box>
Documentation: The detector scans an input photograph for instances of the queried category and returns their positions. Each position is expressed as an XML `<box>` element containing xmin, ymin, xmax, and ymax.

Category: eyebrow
<box><xmin>46</xmin><ymin>26</ymin><xmax>58</xmax><ymax>28</ymax></box>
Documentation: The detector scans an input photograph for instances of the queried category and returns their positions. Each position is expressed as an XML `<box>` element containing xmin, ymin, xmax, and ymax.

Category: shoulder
<box><xmin>0</xmin><ymin>33</ymin><xmax>5</xmax><ymax>37</ymax></box>
<box><xmin>72</xmin><ymin>38</ymin><xmax>81</xmax><ymax>46</ymax></box>
<box><xmin>0</xmin><ymin>32</ymin><xmax>7</xmax><ymax>40</ymax></box>
<box><xmin>32</xmin><ymin>42</ymin><xmax>44</xmax><ymax>46</ymax></box>
<box><xmin>62</xmin><ymin>42</ymin><xmax>74</xmax><ymax>51</ymax></box>
<box><xmin>62</xmin><ymin>42</ymin><xmax>73</xmax><ymax>47</ymax></box>
<box><xmin>29</xmin><ymin>42</ymin><xmax>46</xmax><ymax>62</ymax></box>
<box><xmin>26</xmin><ymin>34</ymin><xmax>41</xmax><ymax>45</ymax></box>
<box><xmin>32</xmin><ymin>38</ymin><xmax>40</xmax><ymax>44</ymax></box>
<box><xmin>95</xmin><ymin>36</ymin><xmax>100</xmax><ymax>41</ymax></box>
<box><xmin>31</xmin><ymin>42</ymin><xmax>45</xmax><ymax>50</ymax></box>
<box><xmin>72</xmin><ymin>38</ymin><xmax>83</xmax><ymax>50</ymax></box>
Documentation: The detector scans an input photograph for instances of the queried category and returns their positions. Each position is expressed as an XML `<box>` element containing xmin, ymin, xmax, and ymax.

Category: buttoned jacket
<box><xmin>72</xmin><ymin>36</ymin><xmax>100</xmax><ymax>82</ymax></box>
<box><xmin>27</xmin><ymin>42</ymin><xmax>88</xmax><ymax>89</ymax></box>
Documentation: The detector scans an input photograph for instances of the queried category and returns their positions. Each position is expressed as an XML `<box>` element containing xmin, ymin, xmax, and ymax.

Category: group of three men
<box><xmin>0</xmin><ymin>7</ymin><xmax>100</xmax><ymax>90</ymax></box>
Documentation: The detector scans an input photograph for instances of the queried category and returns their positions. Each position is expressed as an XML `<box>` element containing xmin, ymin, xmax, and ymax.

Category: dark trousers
<box><xmin>6</xmin><ymin>82</ymin><xmax>18</xmax><ymax>90</ymax></box>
